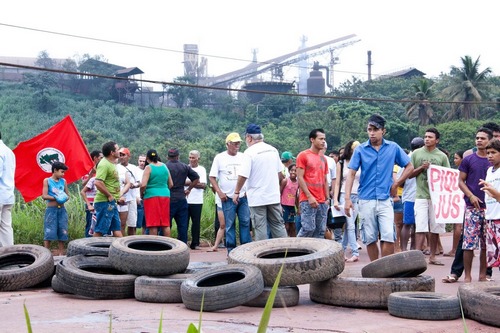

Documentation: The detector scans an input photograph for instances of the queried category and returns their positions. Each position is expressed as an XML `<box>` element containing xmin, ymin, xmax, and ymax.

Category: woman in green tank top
<box><xmin>140</xmin><ymin>149</ymin><xmax>173</xmax><ymax>236</ymax></box>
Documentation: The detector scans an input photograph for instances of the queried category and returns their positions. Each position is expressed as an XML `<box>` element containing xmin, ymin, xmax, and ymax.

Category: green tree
<box><xmin>441</xmin><ymin>55</ymin><xmax>492</xmax><ymax>120</ymax></box>
<box><xmin>167</xmin><ymin>76</ymin><xmax>197</xmax><ymax>108</ymax></box>
<box><xmin>406</xmin><ymin>78</ymin><xmax>435</xmax><ymax>125</ymax></box>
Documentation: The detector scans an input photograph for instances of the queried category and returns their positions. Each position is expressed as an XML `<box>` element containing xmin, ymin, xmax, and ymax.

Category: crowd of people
<box><xmin>1</xmin><ymin>114</ymin><xmax>500</xmax><ymax>279</ymax></box>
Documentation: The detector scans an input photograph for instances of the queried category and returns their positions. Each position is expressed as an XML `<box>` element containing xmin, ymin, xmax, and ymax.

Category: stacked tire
<box><xmin>53</xmin><ymin>235</ymin><xmax>190</xmax><ymax>300</ymax></box>
<box><xmin>310</xmin><ymin>251</ymin><xmax>435</xmax><ymax>309</ymax></box>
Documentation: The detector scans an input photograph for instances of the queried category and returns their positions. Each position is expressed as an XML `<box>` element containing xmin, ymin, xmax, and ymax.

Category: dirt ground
<box><xmin>1</xmin><ymin>232</ymin><xmax>498</xmax><ymax>333</ymax></box>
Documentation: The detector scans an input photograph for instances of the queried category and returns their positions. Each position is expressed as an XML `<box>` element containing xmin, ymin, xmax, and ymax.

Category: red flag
<box><xmin>13</xmin><ymin>115</ymin><xmax>93</xmax><ymax>202</ymax></box>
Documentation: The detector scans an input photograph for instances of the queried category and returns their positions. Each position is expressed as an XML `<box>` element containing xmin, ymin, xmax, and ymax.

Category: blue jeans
<box><xmin>340</xmin><ymin>193</ymin><xmax>359</xmax><ymax>257</ymax></box>
<box><xmin>136</xmin><ymin>201</ymin><xmax>144</xmax><ymax>229</ymax></box>
<box><xmin>44</xmin><ymin>206</ymin><xmax>69</xmax><ymax>241</ymax></box>
<box><xmin>84</xmin><ymin>204</ymin><xmax>93</xmax><ymax>237</ymax></box>
<box><xmin>297</xmin><ymin>201</ymin><xmax>328</xmax><ymax>238</ymax></box>
<box><xmin>222</xmin><ymin>197</ymin><xmax>252</xmax><ymax>253</ymax></box>
<box><xmin>170</xmin><ymin>199</ymin><xmax>189</xmax><ymax>244</ymax></box>
<box><xmin>94</xmin><ymin>200</ymin><xmax>120</xmax><ymax>235</ymax></box>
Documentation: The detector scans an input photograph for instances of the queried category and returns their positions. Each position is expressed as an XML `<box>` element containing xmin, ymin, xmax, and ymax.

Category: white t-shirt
<box><xmin>209</xmin><ymin>151</ymin><xmax>247</xmax><ymax>199</ymax></box>
<box><xmin>239</xmin><ymin>141</ymin><xmax>282</xmax><ymax>207</ymax></box>
<box><xmin>117</xmin><ymin>163</ymin><xmax>141</xmax><ymax>202</ymax></box>
<box><xmin>186</xmin><ymin>165</ymin><xmax>206</xmax><ymax>204</ymax></box>
<box><xmin>485</xmin><ymin>166</ymin><xmax>500</xmax><ymax>220</ymax></box>
<box><xmin>325</xmin><ymin>155</ymin><xmax>337</xmax><ymax>186</ymax></box>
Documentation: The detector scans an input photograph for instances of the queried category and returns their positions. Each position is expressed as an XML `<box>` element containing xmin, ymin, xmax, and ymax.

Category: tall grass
<box><xmin>12</xmin><ymin>186</ymin><xmax>218</xmax><ymax>248</ymax></box>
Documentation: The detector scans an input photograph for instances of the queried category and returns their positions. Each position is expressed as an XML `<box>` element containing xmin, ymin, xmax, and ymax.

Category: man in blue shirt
<box><xmin>345</xmin><ymin>114</ymin><xmax>414</xmax><ymax>261</ymax></box>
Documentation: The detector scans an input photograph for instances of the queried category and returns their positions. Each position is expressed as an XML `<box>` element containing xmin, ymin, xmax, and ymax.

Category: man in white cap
<box><xmin>210</xmin><ymin>132</ymin><xmax>252</xmax><ymax>253</ymax></box>
<box><xmin>234</xmin><ymin>124</ymin><xmax>288</xmax><ymax>240</ymax></box>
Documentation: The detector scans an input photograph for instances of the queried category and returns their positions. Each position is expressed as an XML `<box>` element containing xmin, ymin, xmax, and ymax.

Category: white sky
<box><xmin>1</xmin><ymin>0</ymin><xmax>499</xmax><ymax>90</ymax></box>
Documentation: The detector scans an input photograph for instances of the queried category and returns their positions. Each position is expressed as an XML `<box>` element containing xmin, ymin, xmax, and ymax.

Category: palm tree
<box><xmin>441</xmin><ymin>55</ymin><xmax>491</xmax><ymax>120</ymax></box>
<box><xmin>406</xmin><ymin>78</ymin><xmax>435</xmax><ymax>125</ymax></box>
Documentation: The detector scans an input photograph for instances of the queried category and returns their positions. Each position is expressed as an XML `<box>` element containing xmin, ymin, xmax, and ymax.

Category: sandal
<box><xmin>345</xmin><ymin>256</ymin><xmax>359</xmax><ymax>263</ymax></box>
<box><xmin>443</xmin><ymin>252</ymin><xmax>455</xmax><ymax>257</ymax></box>
<box><xmin>422</xmin><ymin>249</ymin><xmax>431</xmax><ymax>255</ymax></box>
<box><xmin>429</xmin><ymin>259</ymin><xmax>445</xmax><ymax>266</ymax></box>
<box><xmin>442</xmin><ymin>275</ymin><xmax>458</xmax><ymax>283</ymax></box>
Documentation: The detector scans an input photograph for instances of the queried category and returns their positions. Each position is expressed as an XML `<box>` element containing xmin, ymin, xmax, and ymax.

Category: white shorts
<box><xmin>126</xmin><ymin>200</ymin><xmax>137</xmax><ymax>227</ymax></box>
<box><xmin>414</xmin><ymin>199</ymin><xmax>445</xmax><ymax>234</ymax></box>
<box><xmin>117</xmin><ymin>202</ymin><xmax>129</xmax><ymax>213</ymax></box>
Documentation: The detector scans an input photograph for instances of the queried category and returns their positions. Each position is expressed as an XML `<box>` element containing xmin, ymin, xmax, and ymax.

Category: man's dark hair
<box><xmin>90</xmin><ymin>150</ymin><xmax>102</xmax><ymax>159</ymax></box>
<box><xmin>477</xmin><ymin>127</ymin><xmax>493</xmax><ymax>140</ymax></box>
<box><xmin>51</xmin><ymin>161</ymin><xmax>68</xmax><ymax>173</ymax></box>
<box><xmin>309</xmin><ymin>128</ymin><xmax>325</xmax><ymax>140</ymax></box>
<box><xmin>329</xmin><ymin>150</ymin><xmax>339</xmax><ymax>156</ymax></box>
<box><xmin>102</xmin><ymin>141</ymin><xmax>117</xmax><ymax>157</ymax></box>
<box><xmin>425</xmin><ymin>127</ymin><xmax>440</xmax><ymax>140</ymax></box>
<box><xmin>482</xmin><ymin>122</ymin><xmax>500</xmax><ymax>134</ymax></box>
<box><xmin>486</xmin><ymin>138</ymin><xmax>500</xmax><ymax>151</ymax></box>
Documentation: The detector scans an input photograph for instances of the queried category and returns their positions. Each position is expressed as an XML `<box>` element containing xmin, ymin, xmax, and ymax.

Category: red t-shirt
<box><xmin>296</xmin><ymin>149</ymin><xmax>328</xmax><ymax>203</ymax></box>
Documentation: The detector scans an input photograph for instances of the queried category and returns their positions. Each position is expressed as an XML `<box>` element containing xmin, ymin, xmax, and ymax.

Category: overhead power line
<box><xmin>0</xmin><ymin>22</ymin><xmax>373</xmax><ymax>78</ymax></box>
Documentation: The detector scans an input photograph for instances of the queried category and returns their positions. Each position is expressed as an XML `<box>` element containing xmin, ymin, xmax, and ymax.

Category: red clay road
<box><xmin>1</xmin><ymin>232</ymin><xmax>498</xmax><ymax>333</ymax></box>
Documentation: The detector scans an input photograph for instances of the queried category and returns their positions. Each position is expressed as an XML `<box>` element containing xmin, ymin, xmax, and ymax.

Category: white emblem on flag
<box><xmin>36</xmin><ymin>148</ymin><xmax>66</xmax><ymax>173</ymax></box>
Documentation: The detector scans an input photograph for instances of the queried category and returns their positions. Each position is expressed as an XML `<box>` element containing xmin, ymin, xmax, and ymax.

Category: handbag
<box><xmin>324</xmin><ymin>227</ymin><xmax>334</xmax><ymax>240</ymax></box>
<box><xmin>327</xmin><ymin>159</ymin><xmax>346</xmax><ymax>230</ymax></box>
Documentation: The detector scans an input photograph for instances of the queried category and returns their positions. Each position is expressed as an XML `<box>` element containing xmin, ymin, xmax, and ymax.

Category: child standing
<box><xmin>280</xmin><ymin>164</ymin><xmax>299</xmax><ymax>237</ymax></box>
<box><xmin>42</xmin><ymin>161</ymin><xmax>69</xmax><ymax>255</ymax></box>
<box><xmin>480</xmin><ymin>139</ymin><xmax>500</xmax><ymax>269</ymax></box>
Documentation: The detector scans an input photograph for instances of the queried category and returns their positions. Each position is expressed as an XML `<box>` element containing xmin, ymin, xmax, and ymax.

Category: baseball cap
<box><xmin>167</xmin><ymin>148</ymin><xmax>179</xmax><ymax>157</ymax></box>
<box><xmin>281</xmin><ymin>151</ymin><xmax>295</xmax><ymax>162</ymax></box>
<box><xmin>410</xmin><ymin>137</ymin><xmax>425</xmax><ymax>150</ymax></box>
<box><xmin>118</xmin><ymin>147</ymin><xmax>130</xmax><ymax>156</ymax></box>
<box><xmin>225</xmin><ymin>132</ymin><xmax>243</xmax><ymax>143</ymax></box>
<box><xmin>368</xmin><ymin>114</ymin><xmax>386</xmax><ymax>129</ymax></box>
<box><xmin>246</xmin><ymin>123</ymin><xmax>262</xmax><ymax>134</ymax></box>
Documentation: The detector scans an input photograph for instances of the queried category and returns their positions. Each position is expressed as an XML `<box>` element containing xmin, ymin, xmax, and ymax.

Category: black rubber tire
<box><xmin>135</xmin><ymin>273</ymin><xmax>192</xmax><ymax>303</ymax></box>
<box><xmin>310</xmin><ymin>275</ymin><xmax>435</xmax><ymax>309</ymax></box>
<box><xmin>459</xmin><ymin>282</ymin><xmax>500</xmax><ymax>327</ymax></box>
<box><xmin>243</xmin><ymin>285</ymin><xmax>299</xmax><ymax>308</ymax></box>
<box><xmin>0</xmin><ymin>244</ymin><xmax>54</xmax><ymax>291</ymax></box>
<box><xmin>228</xmin><ymin>238</ymin><xmax>344</xmax><ymax>286</ymax></box>
<box><xmin>361</xmin><ymin>250</ymin><xmax>427</xmax><ymax>278</ymax></box>
<box><xmin>55</xmin><ymin>255</ymin><xmax>137</xmax><ymax>299</ymax></box>
<box><xmin>108</xmin><ymin>235</ymin><xmax>190</xmax><ymax>276</ymax></box>
<box><xmin>388</xmin><ymin>291</ymin><xmax>461</xmax><ymax>320</ymax></box>
<box><xmin>66</xmin><ymin>237</ymin><xmax>114</xmax><ymax>257</ymax></box>
<box><xmin>30</xmin><ymin>255</ymin><xmax>65</xmax><ymax>289</ymax></box>
<box><xmin>51</xmin><ymin>275</ymin><xmax>72</xmax><ymax>294</ymax></box>
<box><xmin>181</xmin><ymin>264</ymin><xmax>264</xmax><ymax>312</ymax></box>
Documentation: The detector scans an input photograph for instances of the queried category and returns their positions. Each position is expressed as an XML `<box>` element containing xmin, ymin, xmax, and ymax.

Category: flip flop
<box><xmin>442</xmin><ymin>275</ymin><xmax>457</xmax><ymax>283</ymax></box>
<box><xmin>429</xmin><ymin>259</ymin><xmax>445</xmax><ymax>266</ymax></box>
<box><xmin>422</xmin><ymin>249</ymin><xmax>431</xmax><ymax>255</ymax></box>
<box><xmin>443</xmin><ymin>252</ymin><xmax>455</xmax><ymax>257</ymax></box>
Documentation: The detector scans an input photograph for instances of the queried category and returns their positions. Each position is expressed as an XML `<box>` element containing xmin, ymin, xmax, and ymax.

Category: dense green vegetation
<box><xmin>2</xmin><ymin>54</ymin><xmax>500</xmax><ymax>246</ymax></box>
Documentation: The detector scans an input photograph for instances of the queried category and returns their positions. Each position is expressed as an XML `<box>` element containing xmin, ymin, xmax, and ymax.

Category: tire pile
<box><xmin>1</xmin><ymin>238</ymin><xmax>499</xmax><ymax>327</ymax></box>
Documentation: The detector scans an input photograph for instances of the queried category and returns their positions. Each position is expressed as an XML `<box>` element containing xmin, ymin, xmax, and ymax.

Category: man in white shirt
<box><xmin>186</xmin><ymin>150</ymin><xmax>207</xmax><ymax>250</ymax></box>
<box><xmin>117</xmin><ymin>148</ymin><xmax>141</xmax><ymax>236</ymax></box>
<box><xmin>0</xmin><ymin>131</ymin><xmax>15</xmax><ymax>246</ymax></box>
<box><xmin>234</xmin><ymin>124</ymin><xmax>288</xmax><ymax>241</ymax></box>
<box><xmin>210</xmin><ymin>132</ymin><xmax>252</xmax><ymax>253</ymax></box>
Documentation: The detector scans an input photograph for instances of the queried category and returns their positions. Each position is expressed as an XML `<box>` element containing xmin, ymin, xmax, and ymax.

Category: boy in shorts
<box><xmin>479</xmin><ymin>139</ymin><xmax>500</xmax><ymax>269</ymax></box>
<box><xmin>41</xmin><ymin>161</ymin><xmax>69</xmax><ymax>255</ymax></box>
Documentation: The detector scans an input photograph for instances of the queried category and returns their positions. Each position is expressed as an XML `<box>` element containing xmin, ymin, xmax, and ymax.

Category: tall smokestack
<box><xmin>367</xmin><ymin>50</ymin><xmax>372</xmax><ymax>81</ymax></box>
